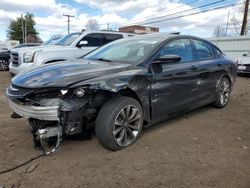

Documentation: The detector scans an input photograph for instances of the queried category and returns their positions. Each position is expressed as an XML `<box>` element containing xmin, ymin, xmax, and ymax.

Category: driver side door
<box><xmin>151</xmin><ymin>38</ymin><xmax>201</xmax><ymax>119</ymax></box>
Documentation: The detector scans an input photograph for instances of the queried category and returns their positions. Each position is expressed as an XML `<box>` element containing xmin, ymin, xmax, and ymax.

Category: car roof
<box><xmin>83</xmin><ymin>30</ymin><xmax>136</xmax><ymax>35</ymax></box>
<box><xmin>130</xmin><ymin>32</ymin><xmax>212</xmax><ymax>43</ymax></box>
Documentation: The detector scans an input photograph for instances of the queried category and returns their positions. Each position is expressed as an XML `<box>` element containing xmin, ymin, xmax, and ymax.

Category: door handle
<box><xmin>190</xmin><ymin>66</ymin><xmax>198</xmax><ymax>71</ymax></box>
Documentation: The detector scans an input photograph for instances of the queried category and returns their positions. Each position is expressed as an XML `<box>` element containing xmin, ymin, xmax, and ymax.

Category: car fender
<box><xmin>70</xmin><ymin>68</ymin><xmax>152</xmax><ymax>122</ymax></box>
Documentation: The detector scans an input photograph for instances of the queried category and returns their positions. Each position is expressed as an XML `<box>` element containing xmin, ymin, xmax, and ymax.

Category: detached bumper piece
<box><xmin>8</xmin><ymin>96</ymin><xmax>96</xmax><ymax>154</ymax></box>
<box><xmin>29</xmin><ymin>119</ymin><xmax>62</xmax><ymax>154</ymax></box>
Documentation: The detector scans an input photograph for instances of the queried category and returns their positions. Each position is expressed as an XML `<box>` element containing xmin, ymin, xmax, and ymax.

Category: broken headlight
<box><xmin>74</xmin><ymin>87</ymin><xmax>85</xmax><ymax>97</ymax></box>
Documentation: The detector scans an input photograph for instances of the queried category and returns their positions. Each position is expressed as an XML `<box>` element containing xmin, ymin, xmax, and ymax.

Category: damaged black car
<box><xmin>6</xmin><ymin>33</ymin><xmax>237</xmax><ymax>153</ymax></box>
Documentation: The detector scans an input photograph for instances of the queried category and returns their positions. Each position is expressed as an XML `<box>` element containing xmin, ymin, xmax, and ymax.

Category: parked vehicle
<box><xmin>0</xmin><ymin>50</ymin><xmax>10</xmax><ymax>71</ymax></box>
<box><xmin>0</xmin><ymin>43</ymin><xmax>40</xmax><ymax>71</ymax></box>
<box><xmin>237</xmin><ymin>52</ymin><xmax>250</xmax><ymax>75</ymax></box>
<box><xmin>9</xmin><ymin>31</ymin><xmax>134</xmax><ymax>75</ymax></box>
<box><xmin>6</xmin><ymin>33</ymin><xmax>237</xmax><ymax>153</ymax></box>
<box><xmin>43</xmin><ymin>36</ymin><xmax>62</xmax><ymax>45</ymax></box>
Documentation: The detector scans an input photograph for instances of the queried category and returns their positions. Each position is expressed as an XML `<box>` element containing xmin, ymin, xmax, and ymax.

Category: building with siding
<box><xmin>119</xmin><ymin>25</ymin><xmax>159</xmax><ymax>34</ymax></box>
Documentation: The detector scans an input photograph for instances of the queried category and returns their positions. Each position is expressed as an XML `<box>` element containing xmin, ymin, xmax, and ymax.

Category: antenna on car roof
<box><xmin>170</xmin><ymin>32</ymin><xmax>180</xmax><ymax>35</ymax></box>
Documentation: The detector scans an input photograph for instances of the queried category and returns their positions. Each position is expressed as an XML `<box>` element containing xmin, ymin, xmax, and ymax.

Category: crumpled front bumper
<box><xmin>8</xmin><ymin>99</ymin><xmax>59</xmax><ymax>121</ymax></box>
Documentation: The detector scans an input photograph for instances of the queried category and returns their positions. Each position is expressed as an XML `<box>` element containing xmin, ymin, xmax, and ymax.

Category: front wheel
<box><xmin>95</xmin><ymin>96</ymin><xmax>143</xmax><ymax>151</ymax></box>
<box><xmin>0</xmin><ymin>58</ymin><xmax>9</xmax><ymax>71</ymax></box>
<box><xmin>213</xmin><ymin>77</ymin><xmax>231</xmax><ymax>108</ymax></box>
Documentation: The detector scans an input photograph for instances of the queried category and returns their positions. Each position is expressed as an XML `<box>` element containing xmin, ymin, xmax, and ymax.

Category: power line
<box><xmin>136</xmin><ymin>2</ymin><xmax>242</xmax><ymax>25</ymax></box>
<box><xmin>63</xmin><ymin>14</ymin><xmax>74</xmax><ymax>34</ymax></box>
<box><xmin>123</xmin><ymin>0</ymin><xmax>200</xmax><ymax>26</ymax></box>
<box><xmin>111</xmin><ymin>1</ymin><xmax>241</xmax><ymax>30</ymax></box>
<box><xmin>115</xmin><ymin>0</ymin><xmax>232</xmax><ymax>29</ymax></box>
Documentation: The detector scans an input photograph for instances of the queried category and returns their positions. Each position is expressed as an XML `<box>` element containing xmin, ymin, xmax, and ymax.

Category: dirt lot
<box><xmin>0</xmin><ymin>71</ymin><xmax>249</xmax><ymax>188</ymax></box>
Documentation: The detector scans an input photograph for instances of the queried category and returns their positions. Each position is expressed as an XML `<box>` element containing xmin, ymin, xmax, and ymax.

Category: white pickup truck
<box><xmin>9</xmin><ymin>31</ymin><xmax>134</xmax><ymax>75</ymax></box>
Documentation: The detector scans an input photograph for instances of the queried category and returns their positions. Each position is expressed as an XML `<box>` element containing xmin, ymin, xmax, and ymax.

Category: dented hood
<box><xmin>11</xmin><ymin>59</ymin><xmax>130</xmax><ymax>88</ymax></box>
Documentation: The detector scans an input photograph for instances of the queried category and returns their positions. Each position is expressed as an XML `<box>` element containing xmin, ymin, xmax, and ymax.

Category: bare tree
<box><xmin>230</xmin><ymin>0</ymin><xmax>250</xmax><ymax>35</ymax></box>
<box><xmin>85</xmin><ymin>19</ymin><xmax>100</xmax><ymax>31</ymax></box>
<box><xmin>213</xmin><ymin>25</ymin><xmax>227</xmax><ymax>37</ymax></box>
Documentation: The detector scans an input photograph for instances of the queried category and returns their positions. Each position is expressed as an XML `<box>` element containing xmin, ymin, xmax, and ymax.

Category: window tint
<box><xmin>82</xmin><ymin>33</ymin><xmax>102</xmax><ymax>47</ymax></box>
<box><xmin>213</xmin><ymin>46</ymin><xmax>222</xmax><ymax>57</ymax></box>
<box><xmin>102</xmin><ymin>34</ymin><xmax>123</xmax><ymax>45</ymax></box>
<box><xmin>158</xmin><ymin>38</ymin><xmax>194</xmax><ymax>63</ymax></box>
<box><xmin>193</xmin><ymin>39</ymin><xmax>214</xmax><ymax>60</ymax></box>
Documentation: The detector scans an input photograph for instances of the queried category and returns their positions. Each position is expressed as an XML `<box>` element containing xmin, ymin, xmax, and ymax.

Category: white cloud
<box><xmin>0</xmin><ymin>0</ymin><xmax>242</xmax><ymax>41</ymax></box>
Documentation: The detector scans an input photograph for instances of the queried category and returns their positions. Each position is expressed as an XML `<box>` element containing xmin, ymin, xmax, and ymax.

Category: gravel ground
<box><xmin>0</xmin><ymin>71</ymin><xmax>249</xmax><ymax>188</ymax></box>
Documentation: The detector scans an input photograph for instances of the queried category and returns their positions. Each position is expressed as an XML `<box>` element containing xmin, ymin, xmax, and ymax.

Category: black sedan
<box><xmin>6</xmin><ymin>33</ymin><xmax>237</xmax><ymax>153</ymax></box>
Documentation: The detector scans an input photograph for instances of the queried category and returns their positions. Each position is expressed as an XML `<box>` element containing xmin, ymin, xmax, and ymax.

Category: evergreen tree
<box><xmin>7</xmin><ymin>13</ymin><xmax>38</xmax><ymax>43</ymax></box>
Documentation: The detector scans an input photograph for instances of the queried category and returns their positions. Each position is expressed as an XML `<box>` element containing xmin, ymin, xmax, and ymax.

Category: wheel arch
<box><xmin>117</xmin><ymin>87</ymin><xmax>143</xmax><ymax>108</ymax></box>
<box><xmin>0</xmin><ymin>57</ymin><xmax>9</xmax><ymax>61</ymax></box>
<box><xmin>90</xmin><ymin>87</ymin><xmax>147</xmax><ymax>125</ymax></box>
<box><xmin>217</xmin><ymin>74</ymin><xmax>233</xmax><ymax>91</ymax></box>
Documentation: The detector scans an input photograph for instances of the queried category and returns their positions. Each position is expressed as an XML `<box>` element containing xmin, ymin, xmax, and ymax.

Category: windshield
<box><xmin>54</xmin><ymin>32</ymin><xmax>82</xmax><ymax>46</ymax></box>
<box><xmin>44</xmin><ymin>37</ymin><xmax>62</xmax><ymax>45</ymax></box>
<box><xmin>84</xmin><ymin>38</ymin><xmax>162</xmax><ymax>64</ymax></box>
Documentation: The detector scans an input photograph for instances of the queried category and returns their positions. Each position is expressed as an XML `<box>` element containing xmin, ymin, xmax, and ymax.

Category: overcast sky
<box><xmin>0</xmin><ymin>0</ymin><xmax>241</xmax><ymax>42</ymax></box>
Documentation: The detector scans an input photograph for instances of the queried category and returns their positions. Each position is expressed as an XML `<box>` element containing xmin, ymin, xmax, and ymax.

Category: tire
<box><xmin>95</xmin><ymin>96</ymin><xmax>143</xmax><ymax>151</ymax></box>
<box><xmin>213</xmin><ymin>77</ymin><xmax>231</xmax><ymax>108</ymax></box>
<box><xmin>0</xmin><ymin>58</ymin><xmax>9</xmax><ymax>71</ymax></box>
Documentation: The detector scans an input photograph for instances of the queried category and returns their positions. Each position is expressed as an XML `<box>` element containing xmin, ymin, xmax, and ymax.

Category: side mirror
<box><xmin>153</xmin><ymin>54</ymin><xmax>181</xmax><ymax>64</ymax></box>
<box><xmin>77</xmin><ymin>40</ymin><xmax>88</xmax><ymax>48</ymax></box>
<box><xmin>243</xmin><ymin>53</ymin><xmax>248</xmax><ymax>57</ymax></box>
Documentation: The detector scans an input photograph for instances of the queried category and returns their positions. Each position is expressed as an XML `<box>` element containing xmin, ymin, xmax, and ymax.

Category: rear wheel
<box><xmin>0</xmin><ymin>58</ymin><xmax>9</xmax><ymax>71</ymax></box>
<box><xmin>95</xmin><ymin>96</ymin><xmax>143</xmax><ymax>151</ymax></box>
<box><xmin>213</xmin><ymin>77</ymin><xmax>231</xmax><ymax>108</ymax></box>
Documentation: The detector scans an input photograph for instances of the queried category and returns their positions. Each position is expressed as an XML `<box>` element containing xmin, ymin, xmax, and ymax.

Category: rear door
<box><xmin>191</xmin><ymin>39</ymin><xmax>223</xmax><ymax>101</ymax></box>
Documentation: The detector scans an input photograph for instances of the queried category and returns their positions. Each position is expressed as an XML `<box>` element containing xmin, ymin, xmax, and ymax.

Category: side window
<box><xmin>193</xmin><ymin>39</ymin><xmax>214</xmax><ymax>60</ymax></box>
<box><xmin>102</xmin><ymin>34</ymin><xmax>123</xmax><ymax>45</ymax></box>
<box><xmin>81</xmin><ymin>33</ymin><xmax>102</xmax><ymax>47</ymax></box>
<box><xmin>213</xmin><ymin>46</ymin><xmax>222</xmax><ymax>57</ymax></box>
<box><xmin>158</xmin><ymin>38</ymin><xmax>194</xmax><ymax>63</ymax></box>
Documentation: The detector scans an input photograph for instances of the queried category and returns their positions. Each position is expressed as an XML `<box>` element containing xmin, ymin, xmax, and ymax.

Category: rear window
<box><xmin>102</xmin><ymin>34</ymin><xmax>123</xmax><ymax>45</ymax></box>
<box><xmin>193</xmin><ymin>39</ymin><xmax>214</xmax><ymax>60</ymax></box>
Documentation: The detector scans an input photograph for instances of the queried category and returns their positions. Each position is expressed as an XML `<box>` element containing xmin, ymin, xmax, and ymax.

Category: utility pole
<box><xmin>63</xmin><ymin>14</ymin><xmax>74</xmax><ymax>34</ymax></box>
<box><xmin>240</xmin><ymin>0</ymin><xmax>249</xmax><ymax>35</ymax></box>
<box><xmin>24</xmin><ymin>18</ymin><xmax>27</xmax><ymax>43</ymax></box>
<box><xmin>107</xmin><ymin>23</ymin><xmax>110</xmax><ymax>30</ymax></box>
<box><xmin>225</xmin><ymin>10</ymin><xmax>230</xmax><ymax>36</ymax></box>
<box><xmin>21</xmin><ymin>14</ymin><xmax>24</xmax><ymax>43</ymax></box>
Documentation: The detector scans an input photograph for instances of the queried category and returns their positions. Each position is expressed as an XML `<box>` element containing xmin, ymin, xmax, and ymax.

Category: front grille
<box><xmin>11</xmin><ymin>52</ymin><xmax>19</xmax><ymax>65</ymax></box>
<box><xmin>246</xmin><ymin>65</ymin><xmax>250</xmax><ymax>71</ymax></box>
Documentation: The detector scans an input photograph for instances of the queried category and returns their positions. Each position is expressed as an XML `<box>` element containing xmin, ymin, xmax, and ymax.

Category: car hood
<box><xmin>11</xmin><ymin>59</ymin><xmax>131</xmax><ymax>88</ymax></box>
<box><xmin>10</xmin><ymin>45</ymin><xmax>63</xmax><ymax>54</ymax></box>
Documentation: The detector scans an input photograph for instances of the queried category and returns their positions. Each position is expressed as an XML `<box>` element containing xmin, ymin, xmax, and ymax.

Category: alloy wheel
<box><xmin>113</xmin><ymin>105</ymin><xmax>142</xmax><ymax>147</ymax></box>
<box><xmin>0</xmin><ymin>59</ymin><xmax>9</xmax><ymax>71</ymax></box>
<box><xmin>219</xmin><ymin>79</ymin><xmax>230</xmax><ymax>105</ymax></box>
